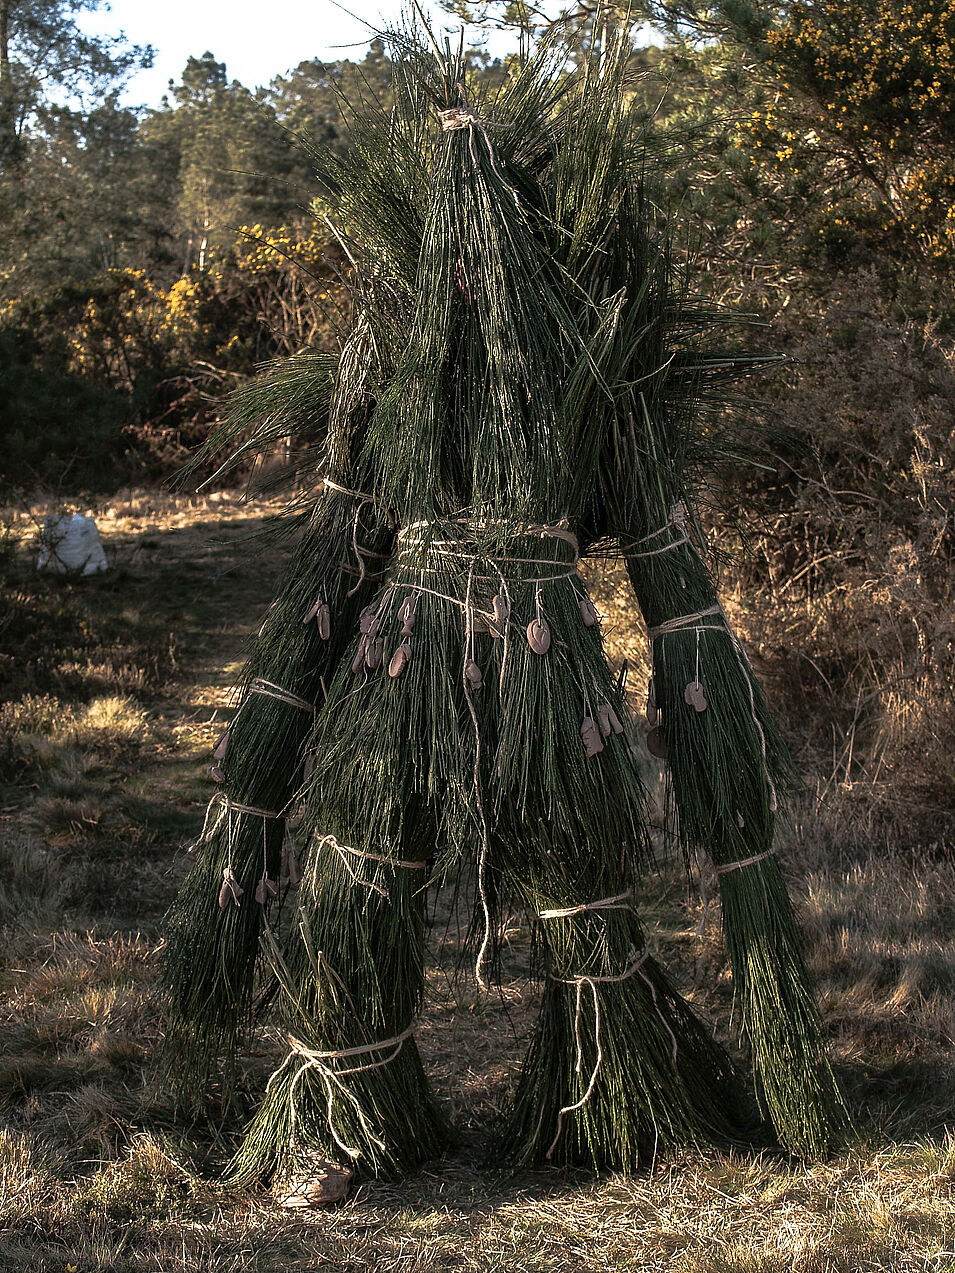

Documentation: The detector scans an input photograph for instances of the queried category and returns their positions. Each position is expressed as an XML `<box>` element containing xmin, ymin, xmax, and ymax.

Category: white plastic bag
<box><xmin>37</xmin><ymin>513</ymin><xmax>108</xmax><ymax>576</ymax></box>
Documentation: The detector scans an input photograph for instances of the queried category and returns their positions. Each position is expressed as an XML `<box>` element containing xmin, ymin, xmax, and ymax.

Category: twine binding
<box><xmin>620</xmin><ymin>505</ymin><xmax>690</xmax><ymax>559</ymax></box>
<box><xmin>278</xmin><ymin>1024</ymin><xmax>416</xmax><ymax>1161</ymax></box>
<box><xmin>715</xmin><ymin>848</ymin><xmax>776</xmax><ymax>875</ymax></box>
<box><xmin>538</xmin><ymin>891</ymin><xmax>632</xmax><ymax>921</ymax></box>
<box><xmin>546</xmin><ymin>947</ymin><xmax>654</xmax><ymax>1159</ymax></box>
<box><xmin>322</xmin><ymin>476</ymin><xmax>375</xmax><ymax>503</ymax></box>
<box><xmin>439</xmin><ymin>107</ymin><xmax>479</xmax><ymax>131</ymax></box>
<box><xmin>316</xmin><ymin>832</ymin><xmax>426</xmax><ymax>901</ymax></box>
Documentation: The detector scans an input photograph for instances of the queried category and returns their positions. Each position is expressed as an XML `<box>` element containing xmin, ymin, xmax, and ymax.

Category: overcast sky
<box><xmin>82</xmin><ymin>1</ymin><xmax>512</xmax><ymax>107</ymax></box>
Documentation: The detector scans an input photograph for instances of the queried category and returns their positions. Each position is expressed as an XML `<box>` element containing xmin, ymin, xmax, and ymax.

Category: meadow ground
<box><xmin>1</xmin><ymin>491</ymin><xmax>954</xmax><ymax>1273</ymax></box>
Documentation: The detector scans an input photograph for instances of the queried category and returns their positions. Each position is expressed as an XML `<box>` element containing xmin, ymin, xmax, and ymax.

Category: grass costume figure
<box><xmin>162</xmin><ymin>31</ymin><xmax>849</xmax><ymax>1184</ymax></box>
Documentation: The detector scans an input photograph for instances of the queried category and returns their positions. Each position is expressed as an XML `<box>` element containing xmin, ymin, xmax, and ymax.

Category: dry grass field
<box><xmin>1</xmin><ymin>491</ymin><xmax>954</xmax><ymax>1272</ymax></box>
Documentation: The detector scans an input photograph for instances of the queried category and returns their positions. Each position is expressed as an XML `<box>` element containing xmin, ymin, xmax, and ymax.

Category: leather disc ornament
<box><xmin>581</xmin><ymin>715</ymin><xmax>604</xmax><ymax>757</ymax></box>
<box><xmin>389</xmin><ymin>640</ymin><xmax>411</xmax><ymax>677</ymax></box>
<box><xmin>684</xmin><ymin>680</ymin><xmax>708</xmax><ymax>712</ymax></box>
<box><xmin>527</xmin><ymin>618</ymin><xmax>551</xmax><ymax>654</ymax></box>
<box><xmin>646</xmin><ymin>727</ymin><xmax>668</xmax><ymax>759</ymax></box>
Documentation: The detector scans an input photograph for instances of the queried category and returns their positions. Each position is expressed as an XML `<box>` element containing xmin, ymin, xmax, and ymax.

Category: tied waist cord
<box><xmin>620</xmin><ymin>504</ymin><xmax>689</xmax><ymax>560</ymax></box>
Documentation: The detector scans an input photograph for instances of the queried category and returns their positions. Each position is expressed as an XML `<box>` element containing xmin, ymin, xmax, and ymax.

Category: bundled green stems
<box><xmin>618</xmin><ymin>514</ymin><xmax>850</xmax><ymax>1157</ymax></box>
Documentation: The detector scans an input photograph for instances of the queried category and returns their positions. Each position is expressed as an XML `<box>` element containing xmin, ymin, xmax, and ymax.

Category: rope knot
<box><xmin>439</xmin><ymin>107</ymin><xmax>478</xmax><ymax>131</ymax></box>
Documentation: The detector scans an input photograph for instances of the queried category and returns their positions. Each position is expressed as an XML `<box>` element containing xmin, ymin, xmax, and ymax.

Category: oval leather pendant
<box><xmin>254</xmin><ymin>875</ymin><xmax>279</xmax><ymax>905</ymax></box>
<box><xmin>646</xmin><ymin>727</ymin><xmax>668</xmax><ymax>759</ymax></box>
<box><xmin>365</xmin><ymin>637</ymin><xmax>384</xmax><ymax>669</ymax></box>
<box><xmin>316</xmin><ymin>603</ymin><xmax>331</xmax><ymax>640</ymax></box>
<box><xmin>388</xmin><ymin>641</ymin><xmax>411</xmax><ymax>678</ymax></box>
<box><xmin>352</xmin><ymin>637</ymin><xmax>368</xmax><ymax>674</ymax></box>
<box><xmin>578</xmin><ymin>595</ymin><xmax>599</xmax><ymax>627</ymax></box>
<box><xmin>684</xmin><ymin>680</ymin><xmax>707</xmax><ymax>712</ymax></box>
<box><xmin>581</xmin><ymin>715</ymin><xmax>604</xmax><ymax>757</ymax></box>
<box><xmin>527</xmin><ymin>618</ymin><xmax>551</xmax><ymax>654</ymax></box>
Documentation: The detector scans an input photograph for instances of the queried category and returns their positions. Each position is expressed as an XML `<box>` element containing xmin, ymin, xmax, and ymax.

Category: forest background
<box><xmin>1</xmin><ymin>0</ymin><xmax>955</xmax><ymax>1268</ymax></box>
<box><xmin>3</xmin><ymin>0</ymin><xmax>955</xmax><ymax>842</ymax></box>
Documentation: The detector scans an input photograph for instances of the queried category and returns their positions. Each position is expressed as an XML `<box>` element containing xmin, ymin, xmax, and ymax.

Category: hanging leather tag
<box><xmin>218</xmin><ymin>866</ymin><xmax>244</xmax><ymax>909</ymax></box>
<box><xmin>527</xmin><ymin>618</ymin><xmax>551</xmax><ymax>654</ymax></box>
<box><xmin>684</xmin><ymin>680</ymin><xmax>708</xmax><ymax>712</ymax></box>
<box><xmin>578</xmin><ymin>594</ymin><xmax>599</xmax><ymax>627</ymax></box>
<box><xmin>254</xmin><ymin>875</ymin><xmax>279</xmax><ymax>905</ymax></box>
<box><xmin>581</xmin><ymin>715</ymin><xmax>604</xmax><ymax>757</ymax></box>
<box><xmin>388</xmin><ymin>640</ymin><xmax>411</xmax><ymax>677</ymax></box>
<box><xmin>281</xmin><ymin>843</ymin><xmax>302</xmax><ymax>885</ymax></box>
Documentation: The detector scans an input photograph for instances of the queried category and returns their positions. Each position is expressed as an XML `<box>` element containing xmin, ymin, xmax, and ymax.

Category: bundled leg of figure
<box><xmin>226</xmin><ymin>559</ymin><xmax>469</xmax><ymax>1182</ymax></box>
<box><xmin>227</xmin><ymin>787</ymin><xmax>447</xmax><ymax>1184</ymax></box>
<box><xmin>496</xmin><ymin>867</ymin><xmax>748</xmax><ymax>1169</ymax></box>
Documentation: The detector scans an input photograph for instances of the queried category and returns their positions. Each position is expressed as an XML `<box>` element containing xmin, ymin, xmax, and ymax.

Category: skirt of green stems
<box><xmin>226</xmin><ymin>543</ymin><xmax>752</xmax><ymax>1178</ymax></box>
<box><xmin>621</xmin><ymin>528</ymin><xmax>850</xmax><ymax>1158</ymax></box>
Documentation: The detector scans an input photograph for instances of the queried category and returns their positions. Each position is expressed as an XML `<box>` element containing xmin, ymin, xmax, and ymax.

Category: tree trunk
<box><xmin>0</xmin><ymin>0</ymin><xmax>21</xmax><ymax>172</ymax></box>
